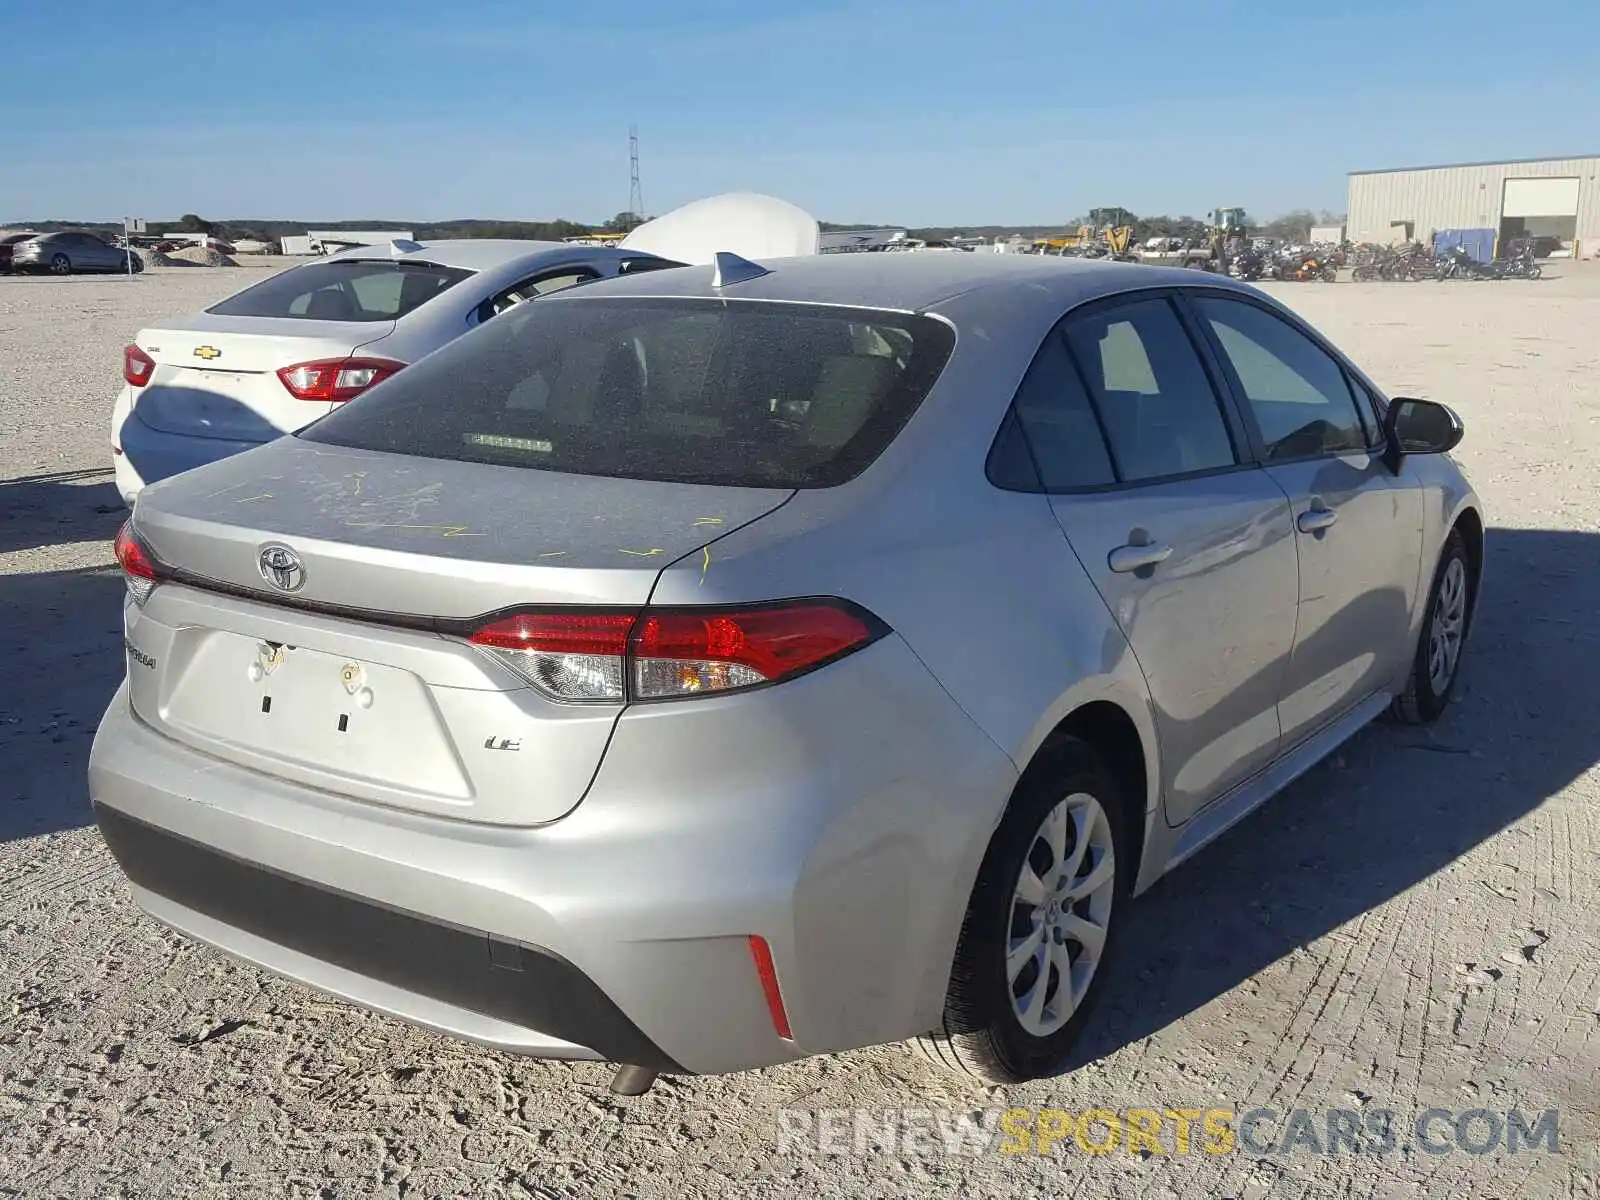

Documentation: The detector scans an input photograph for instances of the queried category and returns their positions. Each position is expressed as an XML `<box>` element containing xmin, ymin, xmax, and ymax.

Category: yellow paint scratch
<box><xmin>692</xmin><ymin>516</ymin><xmax>725</xmax><ymax>527</ymax></box>
<box><xmin>699</xmin><ymin>546</ymin><xmax>711</xmax><ymax>586</ymax></box>
<box><xmin>537</xmin><ymin>551</ymin><xmax>568</xmax><ymax>559</ymax></box>
<box><xmin>344</xmin><ymin>520</ymin><xmax>486</xmax><ymax>537</ymax></box>
<box><xmin>616</xmin><ymin>547</ymin><xmax>666</xmax><ymax>558</ymax></box>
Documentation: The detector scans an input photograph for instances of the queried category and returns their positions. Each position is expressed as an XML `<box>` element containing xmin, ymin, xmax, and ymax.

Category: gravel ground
<box><xmin>2</xmin><ymin>266</ymin><xmax>1598</xmax><ymax>1199</ymax></box>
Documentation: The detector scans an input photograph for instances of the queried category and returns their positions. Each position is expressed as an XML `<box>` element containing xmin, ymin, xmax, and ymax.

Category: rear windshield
<box><xmin>301</xmin><ymin>297</ymin><xmax>955</xmax><ymax>488</ymax></box>
<box><xmin>207</xmin><ymin>260</ymin><xmax>473</xmax><ymax>322</ymax></box>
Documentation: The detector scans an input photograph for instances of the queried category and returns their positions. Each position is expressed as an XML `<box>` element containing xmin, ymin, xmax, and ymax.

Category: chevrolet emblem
<box><xmin>193</xmin><ymin>345</ymin><xmax>221</xmax><ymax>360</ymax></box>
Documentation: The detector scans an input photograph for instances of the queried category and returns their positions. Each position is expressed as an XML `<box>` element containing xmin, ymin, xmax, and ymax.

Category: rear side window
<box><xmin>1003</xmin><ymin>335</ymin><xmax>1116</xmax><ymax>489</ymax></box>
<box><xmin>1061</xmin><ymin>298</ymin><xmax>1237</xmax><ymax>482</ymax></box>
<box><xmin>208</xmin><ymin>260</ymin><xmax>473</xmax><ymax>322</ymax></box>
<box><xmin>302</xmin><ymin>297</ymin><xmax>955</xmax><ymax>489</ymax></box>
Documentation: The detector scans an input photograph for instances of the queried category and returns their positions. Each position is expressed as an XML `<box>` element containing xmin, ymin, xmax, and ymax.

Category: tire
<box><xmin>129</xmin><ymin>253</ymin><xmax>144</xmax><ymax>274</ymax></box>
<box><xmin>915</xmin><ymin>739</ymin><xmax>1128</xmax><ymax>1083</ymax></box>
<box><xmin>1320</xmin><ymin>265</ymin><xmax>1338</xmax><ymax>281</ymax></box>
<box><xmin>1529</xmin><ymin>265</ymin><xmax>1542</xmax><ymax>280</ymax></box>
<box><xmin>50</xmin><ymin>253</ymin><xmax>72</xmax><ymax>275</ymax></box>
<box><xmin>1387</xmin><ymin>530</ymin><xmax>1472</xmax><ymax>725</ymax></box>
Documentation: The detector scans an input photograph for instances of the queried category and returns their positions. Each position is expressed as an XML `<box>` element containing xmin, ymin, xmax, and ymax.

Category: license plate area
<box><xmin>162</xmin><ymin>632</ymin><xmax>470</xmax><ymax>799</ymax></box>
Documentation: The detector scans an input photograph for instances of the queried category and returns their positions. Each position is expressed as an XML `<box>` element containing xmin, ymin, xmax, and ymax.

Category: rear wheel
<box><xmin>916</xmin><ymin>739</ymin><xmax>1126</xmax><ymax>1083</ymax></box>
<box><xmin>50</xmin><ymin>253</ymin><xmax>71</xmax><ymax>275</ymax></box>
<box><xmin>1387</xmin><ymin>530</ymin><xmax>1471</xmax><ymax>724</ymax></box>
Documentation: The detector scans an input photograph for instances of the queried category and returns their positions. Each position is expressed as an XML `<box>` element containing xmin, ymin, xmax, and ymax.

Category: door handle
<box><xmin>1108</xmin><ymin>541</ymin><xmax>1174</xmax><ymax>573</ymax></box>
<box><xmin>1297</xmin><ymin>506</ymin><xmax>1338</xmax><ymax>534</ymax></box>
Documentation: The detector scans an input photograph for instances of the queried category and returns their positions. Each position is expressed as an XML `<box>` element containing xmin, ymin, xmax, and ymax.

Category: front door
<box><xmin>1187</xmin><ymin>293</ymin><xmax>1423</xmax><ymax>747</ymax></box>
<box><xmin>1009</xmin><ymin>294</ymin><xmax>1300</xmax><ymax>825</ymax></box>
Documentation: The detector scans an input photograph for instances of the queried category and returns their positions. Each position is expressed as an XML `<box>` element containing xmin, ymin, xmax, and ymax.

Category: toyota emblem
<box><xmin>258</xmin><ymin>544</ymin><xmax>306</xmax><ymax>592</ymax></box>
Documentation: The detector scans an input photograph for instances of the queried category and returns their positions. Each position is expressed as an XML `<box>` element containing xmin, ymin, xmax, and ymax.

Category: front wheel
<box><xmin>916</xmin><ymin>739</ymin><xmax>1126</xmax><ymax>1083</ymax></box>
<box><xmin>1387</xmin><ymin>530</ymin><xmax>1472</xmax><ymax>724</ymax></box>
<box><xmin>1529</xmin><ymin>265</ymin><xmax>1543</xmax><ymax>279</ymax></box>
<box><xmin>50</xmin><ymin>253</ymin><xmax>72</xmax><ymax>275</ymax></box>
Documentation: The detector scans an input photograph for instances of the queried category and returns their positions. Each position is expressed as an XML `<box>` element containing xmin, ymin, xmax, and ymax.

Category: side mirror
<box><xmin>1383</xmin><ymin>397</ymin><xmax>1464</xmax><ymax>472</ymax></box>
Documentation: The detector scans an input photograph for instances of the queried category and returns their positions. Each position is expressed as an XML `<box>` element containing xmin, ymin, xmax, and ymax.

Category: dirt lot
<box><xmin>2</xmin><ymin>264</ymin><xmax>1597</xmax><ymax>1199</ymax></box>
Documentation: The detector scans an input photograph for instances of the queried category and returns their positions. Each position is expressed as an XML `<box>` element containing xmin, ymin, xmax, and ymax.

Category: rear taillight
<box><xmin>114</xmin><ymin>520</ymin><xmax>157</xmax><ymax>606</ymax></box>
<box><xmin>276</xmin><ymin>356</ymin><xmax>405</xmax><ymax>402</ymax></box>
<box><xmin>468</xmin><ymin>600</ymin><xmax>885</xmax><ymax>703</ymax></box>
<box><xmin>468</xmin><ymin>611</ymin><xmax>636</xmax><ymax>701</ymax></box>
<box><xmin>123</xmin><ymin>344</ymin><xmax>155</xmax><ymax>388</ymax></box>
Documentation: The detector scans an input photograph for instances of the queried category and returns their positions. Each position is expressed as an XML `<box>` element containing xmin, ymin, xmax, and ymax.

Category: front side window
<box><xmin>208</xmin><ymin>260</ymin><xmax>473</xmax><ymax>322</ymax></box>
<box><xmin>1061</xmin><ymin>297</ymin><xmax>1237</xmax><ymax>483</ymax></box>
<box><xmin>302</xmin><ymin>297</ymin><xmax>955</xmax><ymax>489</ymax></box>
<box><xmin>1193</xmin><ymin>296</ymin><xmax>1368</xmax><ymax>461</ymax></box>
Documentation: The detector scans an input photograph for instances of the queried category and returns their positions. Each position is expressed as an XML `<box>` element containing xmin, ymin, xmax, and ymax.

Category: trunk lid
<box><xmin>131</xmin><ymin>315</ymin><xmax>395</xmax><ymax>443</ymax></box>
<box><xmin>123</xmin><ymin>437</ymin><xmax>792</xmax><ymax>825</ymax></box>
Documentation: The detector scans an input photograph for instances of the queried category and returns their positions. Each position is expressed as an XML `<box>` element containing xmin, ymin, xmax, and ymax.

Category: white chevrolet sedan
<box><xmin>110</xmin><ymin>239</ymin><xmax>680</xmax><ymax>506</ymax></box>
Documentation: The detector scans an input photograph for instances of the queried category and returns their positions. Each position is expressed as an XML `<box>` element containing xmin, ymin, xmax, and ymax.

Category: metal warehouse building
<box><xmin>1347</xmin><ymin>155</ymin><xmax>1600</xmax><ymax>257</ymax></box>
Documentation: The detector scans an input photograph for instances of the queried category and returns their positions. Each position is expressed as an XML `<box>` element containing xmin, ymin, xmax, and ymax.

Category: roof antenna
<box><xmin>710</xmin><ymin>251</ymin><xmax>770</xmax><ymax>288</ymax></box>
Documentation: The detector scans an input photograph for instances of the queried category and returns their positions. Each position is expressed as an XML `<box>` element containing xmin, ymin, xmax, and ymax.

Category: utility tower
<box><xmin>628</xmin><ymin>126</ymin><xmax>644</xmax><ymax>222</ymax></box>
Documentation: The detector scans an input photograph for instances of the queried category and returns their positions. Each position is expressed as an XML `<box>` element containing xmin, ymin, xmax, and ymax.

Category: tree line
<box><xmin>15</xmin><ymin>207</ymin><xmax>1346</xmax><ymax>246</ymax></box>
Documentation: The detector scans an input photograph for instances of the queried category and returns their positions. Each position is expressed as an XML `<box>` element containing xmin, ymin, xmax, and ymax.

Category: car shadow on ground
<box><xmin>1073</xmin><ymin>525</ymin><xmax>1598</xmax><ymax>1065</ymax></box>
<box><xmin>0</xmin><ymin>467</ymin><xmax>125</xmax><ymax>556</ymax></box>
<box><xmin>0</xmin><ymin>564</ymin><xmax>126</xmax><ymax>841</ymax></box>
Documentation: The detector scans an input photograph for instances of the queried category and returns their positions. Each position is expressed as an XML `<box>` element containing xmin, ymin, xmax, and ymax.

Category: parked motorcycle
<box><xmin>1228</xmin><ymin>244</ymin><xmax>1268</xmax><ymax>282</ymax></box>
<box><xmin>1497</xmin><ymin>245</ymin><xmax>1544</xmax><ymax>279</ymax></box>
<box><xmin>1272</xmin><ymin>249</ymin><xmax>1338</xmax><ymax>282</ymax></box>
<box><xmin>1436</xmin><ymin>245</ymin><xmax>1494</xmax><ymax>280</ymax></box>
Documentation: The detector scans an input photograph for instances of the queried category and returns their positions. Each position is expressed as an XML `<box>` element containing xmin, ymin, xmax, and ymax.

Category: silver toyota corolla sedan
<box><xmin>90</xmin><ymin>252</ymin><xmax>1482</xmax><ymax>1092</ymax></box>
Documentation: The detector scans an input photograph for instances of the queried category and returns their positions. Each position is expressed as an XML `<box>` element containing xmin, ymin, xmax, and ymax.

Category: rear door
<box><xmin>1186</xmin><ymin>293</ymin><xmax>1422</xmax><ymax>747</ymax></box>
<box><xmin>1013</xmin><ymin>294</ymin><xmax>1300</xmax><ymax>824</ymax></box>
<box><xmin>78</xmin><ymin>233</ymin><xmax>116</xmax><ymax>270</ymax></box>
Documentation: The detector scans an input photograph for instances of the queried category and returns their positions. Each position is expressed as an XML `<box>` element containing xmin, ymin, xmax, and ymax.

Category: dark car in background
<box><xmin>0</xmin><ymin>231</ymin><xmax>42</xmax><ymax>273</ymax></box>
<box><xmin>10</xmin><ymin>230</ymin><xmax>141</xmax><ymax>275</ymax></box>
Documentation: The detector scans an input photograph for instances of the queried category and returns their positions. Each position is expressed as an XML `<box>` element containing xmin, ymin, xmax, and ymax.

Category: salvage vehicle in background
<box><xmin>110</xmin><ymin>239</ymin><xmax>682</xmax><ymax>506</ymax></box>
<box><xmin>10</xmin><ymin>230</ymin><xmax>140</xmax><ymax>275</ymax></box>
<box><xmin>0</xmin><ymin>231</ymin><xmax>41</xmax><ymax>273</ymax></box>
<box><xmin>92</xmin><ymin>250</ymin><xmax>1482</xmax><ymax>1092</ymax></box>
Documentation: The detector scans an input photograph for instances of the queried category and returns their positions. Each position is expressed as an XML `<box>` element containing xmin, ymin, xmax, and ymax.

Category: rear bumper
<box><xmin>95</xmin><ymin>803</ymin><xmax>680</xmax><ymax>1069</ymax></box>
<box><xmin>89</xmin><ymin>633</ymin><xmax>1018</xmax><ymax>1073</ymax></box>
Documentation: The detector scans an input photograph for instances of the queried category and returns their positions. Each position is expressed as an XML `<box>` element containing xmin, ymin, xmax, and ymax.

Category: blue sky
<box><xmin>2</xmin><ymin>0</ymin><xmax>1593</xmax><ymax>226</ymax></box>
